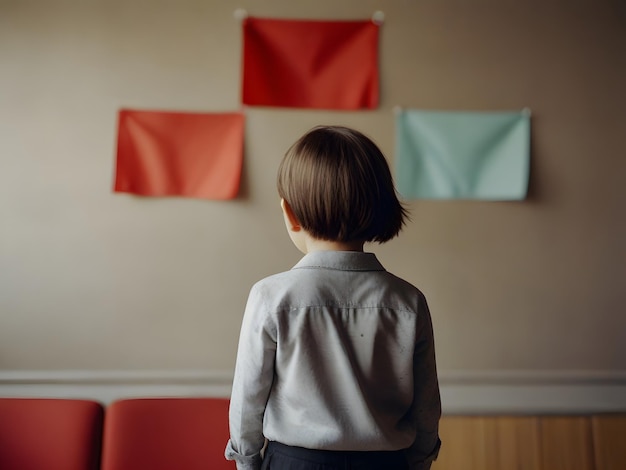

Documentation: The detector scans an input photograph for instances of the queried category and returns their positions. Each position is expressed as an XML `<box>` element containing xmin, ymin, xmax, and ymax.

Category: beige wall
<box><xmin>1</xmin><ymin>0</ymin><xmax>624</xmax><ymax>376</ymax></box>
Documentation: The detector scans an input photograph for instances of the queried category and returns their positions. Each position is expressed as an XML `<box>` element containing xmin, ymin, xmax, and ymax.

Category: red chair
<box><xmin>101</xmin><ymin>397</ymin><xmax>235</xmax><ymax>470</ymax></box>
<box><xmin>0</xmin><ymin>398</ymin><xmax>104</xmax><ymax>470</ymax></box>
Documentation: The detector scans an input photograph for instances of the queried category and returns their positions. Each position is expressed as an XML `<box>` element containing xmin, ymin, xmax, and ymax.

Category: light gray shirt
<box><xmin>225</xmin><ymin>251</ymin><xmax>441</xmax><ymax>470</ymax></box>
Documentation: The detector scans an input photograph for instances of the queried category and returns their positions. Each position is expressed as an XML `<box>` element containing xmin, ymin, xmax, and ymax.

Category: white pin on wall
<box><xmin>233</xmin><ymin>8</ymin><xmax>248</xmax><ymax>21</ymax></box>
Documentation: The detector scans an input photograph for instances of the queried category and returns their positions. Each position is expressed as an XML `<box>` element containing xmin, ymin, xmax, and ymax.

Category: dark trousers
<box><xmin>261</xmin><ymin>441</ymin><xmax>409</xmax><ymax>470</ymax></box>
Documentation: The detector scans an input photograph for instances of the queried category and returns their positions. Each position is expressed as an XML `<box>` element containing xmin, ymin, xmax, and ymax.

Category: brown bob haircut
<box><xmin>277</xmin><ymin>125</ymin><xmax>408</xmax><ymax>243</ymax></box>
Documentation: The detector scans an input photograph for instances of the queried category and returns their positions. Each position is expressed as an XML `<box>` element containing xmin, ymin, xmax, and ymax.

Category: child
<box><xmin>225</xmin><ymin>126</ymin><xmax>441</xmax><ymax>470</ymax></box>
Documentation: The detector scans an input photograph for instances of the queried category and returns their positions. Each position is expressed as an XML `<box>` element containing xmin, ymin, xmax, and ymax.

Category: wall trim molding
<box><xmin>1</xmin><ymin>369</ymin><xmax>625</xmax><ymax>413</ymax></box>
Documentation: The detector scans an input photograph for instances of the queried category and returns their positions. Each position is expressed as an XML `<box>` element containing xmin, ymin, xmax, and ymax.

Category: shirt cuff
<box><xmin>225</xmin><ymin>439</ymin><xmax>263</xmax><ymax>470</ymax></box>
<box><xmin>406</xmin><ymin>436</ymin><xmax>442</xmax><ymax>470</ymax></box>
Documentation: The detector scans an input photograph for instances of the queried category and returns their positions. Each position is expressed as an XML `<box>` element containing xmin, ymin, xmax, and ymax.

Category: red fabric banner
<box><xmin>242</xmin><ymin>17</ymin><xmax>379</xmax><ymax>109</ymax></box>
<box><xmin>114</xmin><ymin>110</ymin><xmax>244</xmax><ymax>199</ymax></box>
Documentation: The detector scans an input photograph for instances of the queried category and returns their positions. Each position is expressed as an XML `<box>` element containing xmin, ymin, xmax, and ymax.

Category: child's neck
<box><xmin>304</xmin><ymin>237</ymin><xmax>364</xmax><ymax>253</ymax></box>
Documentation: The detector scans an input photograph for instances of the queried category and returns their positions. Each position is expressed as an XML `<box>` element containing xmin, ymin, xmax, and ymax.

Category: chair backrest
<box><xmin>0</xmin><ymin>398</ymin><xmax>104</xmax><ymax>470</ymax></box>
<box><xmin>101</xmin><ymin>397</ymin><xmax>235</xmax><ymax>470</ymax></box>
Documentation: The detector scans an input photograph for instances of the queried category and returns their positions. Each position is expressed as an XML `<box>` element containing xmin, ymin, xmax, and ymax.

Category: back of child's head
<box><xmin>277</xmin><ymin>125</ymin><xmax>408</xmax><ymax>243</ymax></box>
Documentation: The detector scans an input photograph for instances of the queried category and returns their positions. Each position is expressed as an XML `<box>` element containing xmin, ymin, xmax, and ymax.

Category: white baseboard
<box><xmin>0</xmin><ymin>369</ymin><xmax>233</xmax><ymax>405</ymax></box>
<box><xmin>1</xmin><ymin>369</ymin><xmax>625</xmax><ymax>414</ymax></box>
<box><xmin>438</xmin><ymin>370</ymin><xmax>626</xmax><ymax>414</ymax></box>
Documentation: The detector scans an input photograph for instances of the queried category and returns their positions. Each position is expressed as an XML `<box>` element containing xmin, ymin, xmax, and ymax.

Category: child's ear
<box><xmin>280</xmin><ymin>198</ymin><xmax>301</xmax><ymax>231</ymax></box>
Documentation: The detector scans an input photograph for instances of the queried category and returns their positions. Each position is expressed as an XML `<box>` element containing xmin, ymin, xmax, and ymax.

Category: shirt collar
<box><xmin>292</xmin><ymin>251</ymin><xmax>385</xmax><ymax>272</ymax></box>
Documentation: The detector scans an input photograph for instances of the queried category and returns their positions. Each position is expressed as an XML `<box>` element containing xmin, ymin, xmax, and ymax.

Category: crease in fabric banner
<box><xmin>114</xmin><ymin>109</ymin><xmax>244</xmax><ymax>200</ymax></box>
<box><xmin>242</xmin><ymin>17</ymin><xmax>379</xmax><ymax>109</ymax></box>
<box><xmin>395</xmin><ymin>109</ymin><xmax>531</xmax><ymax>200</ymax></box>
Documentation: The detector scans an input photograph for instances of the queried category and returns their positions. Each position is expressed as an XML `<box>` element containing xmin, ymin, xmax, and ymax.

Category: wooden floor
<box><xmin>431</xmin><ymin>414</ymin><xmax>626</xmax><ymax>470</ymax></box>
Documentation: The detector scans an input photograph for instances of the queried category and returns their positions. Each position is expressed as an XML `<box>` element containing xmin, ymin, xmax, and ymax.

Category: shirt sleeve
<box><xmin>404</xmin><ymin>293</ymin><xmax>442</xmax><ymax>470</ymax></box>
<box><xmin>225</xmin><ymin>283</ymin><xmax>277</xmax><ymax>470</ymax></box>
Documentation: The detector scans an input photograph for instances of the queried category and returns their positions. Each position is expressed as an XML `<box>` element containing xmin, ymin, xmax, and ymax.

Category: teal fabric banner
<box><xmin>395</xmin><ymin>109</ymin><xmax>530</xmax><ymax>200</ymax></box>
